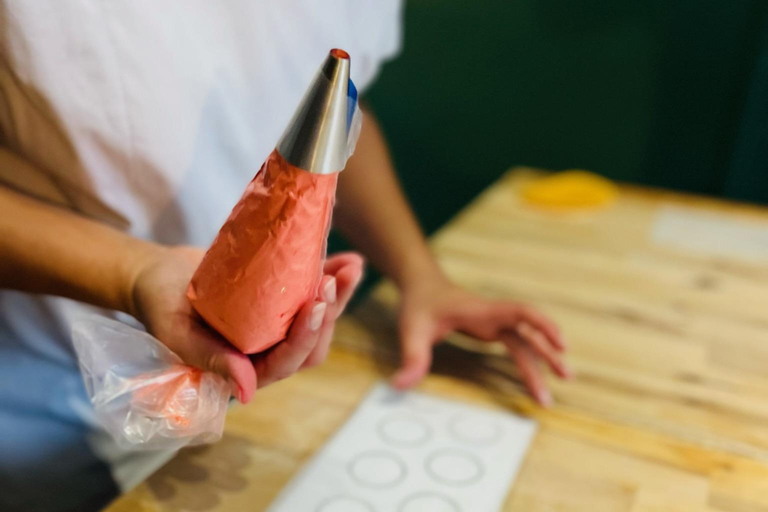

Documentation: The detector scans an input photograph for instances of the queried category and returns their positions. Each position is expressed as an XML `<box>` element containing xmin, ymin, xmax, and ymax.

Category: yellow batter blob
<box><xmin>522</xmin><ymin>170</ymin><xmax>618</xmax><ymax>209</ymax></box>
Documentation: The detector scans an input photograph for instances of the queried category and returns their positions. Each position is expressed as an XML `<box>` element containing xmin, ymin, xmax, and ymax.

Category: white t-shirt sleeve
<box><xmin>348</xmin><ymin>0</ymin><xmax>404</xmax><ymax>93</ymax></box>
<box><xmin>373</xmin><ymin>0</ymin><xmax>404</xmax><ymax>63</ymax></box>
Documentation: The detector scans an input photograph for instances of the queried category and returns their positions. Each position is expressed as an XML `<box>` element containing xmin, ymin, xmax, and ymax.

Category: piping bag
<box><xmin>188</xmin><ymin>48</ymin><xmax>362</xmax><ymax>353</ymax></box>
<box><xmin>71</xmin><ymin>49</ymin><xmax>361</xmax><ymax>450</ymax></box>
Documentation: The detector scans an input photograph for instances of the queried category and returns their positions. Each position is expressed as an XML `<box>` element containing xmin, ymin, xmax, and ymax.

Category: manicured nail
<box><xmin>310</xmin><ymin>302</ymin><xmax>327</xmax><ymax>331</ymax></box>
<box><xmin>324</xmin><ymin>277</ymin><xmax>337</xmax><ymax>303</ymax></box>
<box><xmin>351</xmin><ymin>271</ymin><xmax>363</xmax><ymax>289</ymax></box>
<box><xmin>228</xmin><ymin>379</ymin><xmax>243</xmax><ymax>402</ymax></box>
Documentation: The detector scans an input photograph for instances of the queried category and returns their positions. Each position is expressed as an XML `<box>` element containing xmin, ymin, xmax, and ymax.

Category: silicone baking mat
<box><xmin>267</xmin><ymin>383</ymin><xmax>537</xmax><ymax>512</ymax></box>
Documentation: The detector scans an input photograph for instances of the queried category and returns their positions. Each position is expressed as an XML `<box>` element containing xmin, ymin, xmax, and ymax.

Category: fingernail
<box><xmin>352</xmin><ymin>271</ymin><xmax>363</xmax><ymax>289</ymax></box>
<box><xmin>228</xmin><ymin>379</ymin><xmax>243</xmax><ymax>402</ymax></box>
<box><xmin>324</xmin><ymin>277</ymin><xmax>337</xmax><ymax>303</ymax></box>
<box><xmin>310</xmin><ymin>302</ymin><xmax>326</xmax><ymax>331</ymax></box>
<box><xmin>538</xmin><ymin>389</ymin><xmax>553</xmax><ymax>407</ymax></box>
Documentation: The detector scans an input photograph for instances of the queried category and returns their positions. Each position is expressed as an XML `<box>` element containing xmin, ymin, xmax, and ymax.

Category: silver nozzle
<box><xmin>276</xmin><ymin>49</ymin><xmax>353</xmax><ymax>175</ymax></box>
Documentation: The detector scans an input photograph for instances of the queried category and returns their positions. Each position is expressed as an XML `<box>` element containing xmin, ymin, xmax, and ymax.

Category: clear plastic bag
<box><xmin>72</xmin><ymin>317</ymin><xmax>231</xmax><ymax>451</ymax></box>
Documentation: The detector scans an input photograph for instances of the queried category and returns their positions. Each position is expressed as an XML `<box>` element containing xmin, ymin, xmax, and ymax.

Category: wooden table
<box><xmin>108</xmin><ymin>169</ymin><xmax>768</xmax><ymax>512</ymax></box>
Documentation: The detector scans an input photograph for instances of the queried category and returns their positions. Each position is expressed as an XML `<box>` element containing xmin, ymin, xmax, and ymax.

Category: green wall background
<box><xmin>363</xmin><ymin>0</ymin><xmax>768</xmax><ymax>234</ymax></box>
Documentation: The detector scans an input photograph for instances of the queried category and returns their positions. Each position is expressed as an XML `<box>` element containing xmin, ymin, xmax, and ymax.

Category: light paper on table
<box><xmin>652</xmin><ymin>206</ymin><xmax>768</xmax><ymax>262</ymax></box>
<box><xmin>267</xmin><ymin>383</ymin><xmax>537</xmax><ymax>512</ymax></box>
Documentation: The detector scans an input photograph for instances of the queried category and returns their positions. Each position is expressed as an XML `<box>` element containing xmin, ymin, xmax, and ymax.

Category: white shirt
<box><xmin>0</xmin><ymin>0</ymin><xmax>401</xmax><ymax>503</ymax></box>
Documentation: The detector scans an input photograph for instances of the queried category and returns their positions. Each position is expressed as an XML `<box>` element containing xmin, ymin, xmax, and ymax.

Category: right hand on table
<box><xmin>130</xmin><ymin>246</ymin><xmax>364</xmax><ymax>404</ymax></box>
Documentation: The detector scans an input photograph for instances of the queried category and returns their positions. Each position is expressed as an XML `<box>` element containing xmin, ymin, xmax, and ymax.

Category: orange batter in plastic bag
<box><xmin>187</xmin><ymin>150</ymin><xmax>338</xmax><ymax>354</ymax></box>
<box><xmin>131</xmin><ymin>365</ymin><xmax>203</xmax><ymax>429</ymax></box>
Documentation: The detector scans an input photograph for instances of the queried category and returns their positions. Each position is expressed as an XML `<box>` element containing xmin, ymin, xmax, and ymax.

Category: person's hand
<box><xmin>250</xmin><ymin>252</ymin><xmax>364</xmax><ymax>387</ymax></box>
<box><xmin>130</xmin><ymin>246</ymin><xmax>364</xmax><ymax>404</ymax></box>
<box><xmin>391</xmin><ymin>274</ymin><xmax>571</xmax><ymax>406</ymax></box>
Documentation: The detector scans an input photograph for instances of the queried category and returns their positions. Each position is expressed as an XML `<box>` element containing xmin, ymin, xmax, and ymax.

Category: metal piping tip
<box><xmin>276</xmin><ymin>49</ymin><xmax>354</xmax><ymax>175</ymax></box>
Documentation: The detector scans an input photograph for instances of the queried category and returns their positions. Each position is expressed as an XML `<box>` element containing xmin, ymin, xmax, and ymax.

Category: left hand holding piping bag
<box><xmin>71</xmin><ymin>246</ymin><xmax>363</xmax><ymax>450</ymax></box>
<box><xmin>130</xmin><ymin>247</ymin><xmax>364</xmax><ymax>404</ymax></box>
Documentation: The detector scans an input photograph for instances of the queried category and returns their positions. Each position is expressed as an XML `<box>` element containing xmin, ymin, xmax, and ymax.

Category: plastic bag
<box><xmin>72</xmin><ymin>317</ymin><xmax>230</xmax><ymax>451</ymax></box>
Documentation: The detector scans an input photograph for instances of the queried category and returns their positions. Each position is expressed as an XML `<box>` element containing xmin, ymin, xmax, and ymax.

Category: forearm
<box><xmin>0</xmin><ymin>185</ymin><xmax>161</xmax><ymax>314</ymax></box>
<box><xmin>335</xmin><ymin>105</ymin><xmax>445</xmax><ymax>290</ymax></box>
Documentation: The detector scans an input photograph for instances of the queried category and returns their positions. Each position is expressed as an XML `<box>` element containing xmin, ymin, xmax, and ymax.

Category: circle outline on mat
<box><xmin>316</xmin><ymin>495</ymin><xmax>376</xmax><ymax>512</ymax></box>
<box><xmin>397</xmin><ymin>491</ymin><xmax>461</xmax><ymax>512</ymax></box>
<box><xmin>448</xmin><ymin>413</ymin><xmax>503</xmax><ymax>446</ymax></box>
<box><xmin>425</xmin><ymin>448</ymin><xmax>484</xmax><ymax>486</ymax></box>
<box><xmin>347</xmin><ymin>450</ymin><xmax>407</xmax><ymax>489</ymax></box>
<box><xmin>376</xmin><ymin>414</ymin><xmax>433</xmax><ymax>448</ymax></box>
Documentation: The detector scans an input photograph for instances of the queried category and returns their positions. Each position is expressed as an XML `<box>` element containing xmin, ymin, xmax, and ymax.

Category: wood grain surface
<box><xmin>107</xmin><ymin>169</ymin><xmax>768</xmax><ymax>512</ymax></box>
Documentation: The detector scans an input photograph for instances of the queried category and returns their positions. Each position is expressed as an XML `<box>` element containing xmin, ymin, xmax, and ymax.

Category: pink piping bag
<box><xmin>187</xmin><ymin>49</ymin><xmax>362</xmax><ymax>354</ymax></box>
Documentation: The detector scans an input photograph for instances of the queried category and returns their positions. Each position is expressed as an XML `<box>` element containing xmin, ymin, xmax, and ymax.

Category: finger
<box><xmin>302</xmin><ymin>316</ymin><xmax>336</xmax><ymax>369</ymax></box>
<box><xmin>317</xmin><ymin>274</ymin><xmax>337</xmax><ymax>305</ymax></box>
<box><xmin>504</xmin><ymin>321</ymin><xmax>571</xmax><ymax>379</ymax></box>
<box><xmin>490</xmin><ymin>302</ymin><xmax>566</xmax><ymax>351</ymax></box>
<box><xmin>302</xmin><ymin>277</ymin><xmax>339</xmax><ymax>369</ymax></box>
<box><xmin>332</xmin><ymin>261</ymin><xmax>364</xmax><ymax>318</ymax></box>
<box><xmin>391</xmin><ymin>314</ymin><xmax>434</xmax><ymax>390</ymax></box>
<box><xmin>178</xmin><ymin>322</ymin><xmax>257</xmax><ymax>404</ymax></box>
<box><xmin>517</xmin><ymin>306</ymin><xmax>566</xmax><ymax>351</ymax></box>
<box><xmin>324</xmin><ymin>252</ymin><xmax>365</xmax><ymax>276</ymax></box>
<box><xmin>254</xmin><ymin>300</ymin><xmax>325</xmax><ymax>388</ymax></box>
<box><xmin>302</xmin><ymin>259</ymin><xmax>365</xmax><ymax>369</ymax></box>
<box><xmin>504</xmin><ymin>338</ymin><xmax>552</xmax><ymax>406</ymax></box>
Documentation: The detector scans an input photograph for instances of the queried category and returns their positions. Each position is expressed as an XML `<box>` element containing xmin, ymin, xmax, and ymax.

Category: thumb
<box><xmin>391</xmin><ymin>315</ymin><xmax>434</xmax><ymax>390</ymax></box>
<box><xmin>176</xmin><ymin>322</ymin><xmax>257</xmax><ymax>404</ymax></box>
